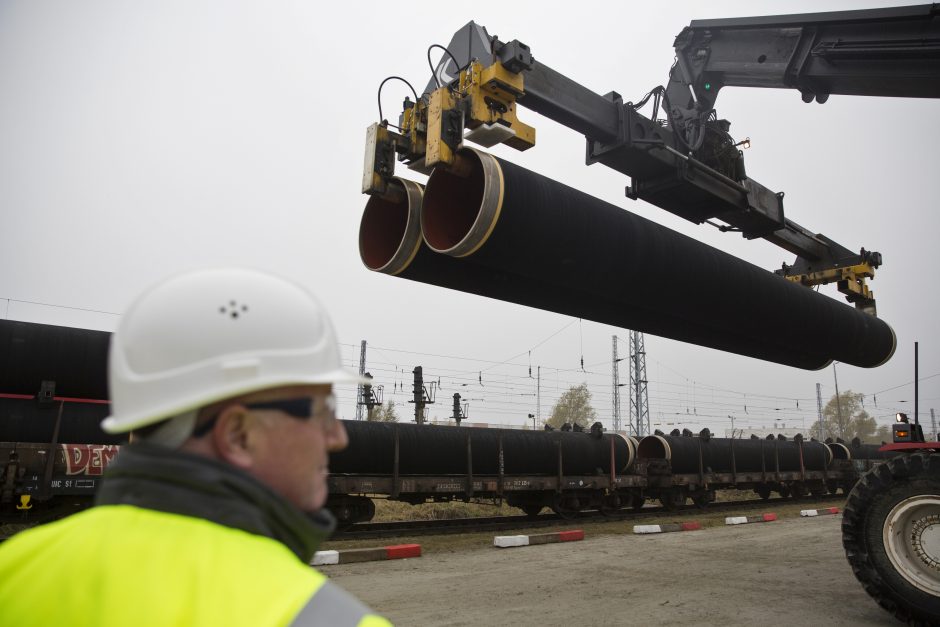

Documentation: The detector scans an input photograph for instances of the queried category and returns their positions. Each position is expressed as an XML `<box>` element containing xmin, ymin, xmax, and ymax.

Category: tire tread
<box><xmin>842</xmin><ymin>452</ymin><xmax>940</xmax><ymax>626</ymax></box>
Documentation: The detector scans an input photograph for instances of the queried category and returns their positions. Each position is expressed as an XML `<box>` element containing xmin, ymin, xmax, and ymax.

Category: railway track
<box><xmin>333</xmin><ymin>493</ymin><xmax>845</xmax><ymax>540</ymax></box>
<box><xmin>0</xmin><ymin>493</ymin><xmax>845</xmax><ymax>543</ymax></box>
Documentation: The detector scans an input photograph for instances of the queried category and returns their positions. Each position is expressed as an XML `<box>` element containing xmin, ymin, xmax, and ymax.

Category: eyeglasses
<box><xmin>192</xmin><ymin>394</ymin><xmax>337</xmax><ymax>437</ymax></box>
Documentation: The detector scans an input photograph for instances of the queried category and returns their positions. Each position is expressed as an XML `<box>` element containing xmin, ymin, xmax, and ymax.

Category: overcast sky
<box><xmin>1</xmin><ymin>0</ymin><xmax>937</xmax><ymax>435</ymax></box>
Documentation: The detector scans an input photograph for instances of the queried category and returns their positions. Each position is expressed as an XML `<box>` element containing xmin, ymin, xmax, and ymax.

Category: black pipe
<box><xmin>419</xmin><ymin>148</ymin><xmax>895</xmax><ymax>369</ymax></box>
<box><xmin>0</xmin><ymin>397</ymin><xmax>121</xmax><ymax>444</ymax></box>
<box><xmin>0</xmin><ymin>320</ymin><xmax>111</xmax><ymax>399</ymax></box>
<box><xmin>827</xmin><ymin>442</ymin><xmax>851</xmax><ymax>460</ymax></box>
<box><xmin>360</xmin><ymin>179</ymin><xmax>844</xmax><ymax>369</ymax></box>
<box><xmin>331</xmin><ymin>420</ymin><xmax>634</xmax><ymax>476</ymax></box>
<box><xmin>847</xmin><ymin>440</ymin><xmax>899</xmax><ymax>460</ymax></box>
<box><xmin>637</xmin><ymin>434</ymin><xmax>831</xmax><ymax>474</ymax></box>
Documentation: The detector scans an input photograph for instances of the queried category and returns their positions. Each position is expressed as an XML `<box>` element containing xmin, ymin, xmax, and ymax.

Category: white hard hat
<box><xmin>102</xmin><ymin>267</ymin><xmax>365</xmax><ymax>434</ymax></box>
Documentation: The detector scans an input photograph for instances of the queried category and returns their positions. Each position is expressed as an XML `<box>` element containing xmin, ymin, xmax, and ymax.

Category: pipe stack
<box><xmin>331</xmin><ymin>420</ymin><xmax>635</xmax><ymax>476</ymax></box>
<box><xmin>359</xmin><ymin>148</ymin><xmax>896</xmax><ymax>370</ymax></box>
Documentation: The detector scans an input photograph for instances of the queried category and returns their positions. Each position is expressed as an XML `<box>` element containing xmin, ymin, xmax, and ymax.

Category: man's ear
<box><xmin>211</xmin><ymin>405</ymin><xmax>256</xmax><ymax>469</ymax></box>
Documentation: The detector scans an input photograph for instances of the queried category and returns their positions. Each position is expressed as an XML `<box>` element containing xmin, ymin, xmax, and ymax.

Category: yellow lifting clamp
<box><xmin>362</xmin><ymin>58</ymin><xmax>536</xmax><ymax>195</ymax></box>
<box><xmin>16</xmin><ymin>494</ymin><xmax>32</xmax><ymax>510</ymax></box>
<box><xmin>784</xmin><ymin>261</ymin><xmax>878</xmax><ymax>315</ymax></box>
<box><xmin>457</xmin><ymin>60</ymin><xmax>535</xmax><ymax>152</ymax></box>
<box><xmin>424</xmin><ymin>59</ymin><xmax>535</xmax><ymax>170</ymax></box>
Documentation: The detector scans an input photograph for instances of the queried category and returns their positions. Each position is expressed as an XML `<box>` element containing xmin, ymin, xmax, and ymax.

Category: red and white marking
<box><xmin>800</xmin><ymin>507</ymin><xmax>840</xmax><ymax>517</ymax></box>
<box><xmin>311</xmin><ymin>543</ymin><xmax>421</xmax><ymax>566</ymax></box>
<box><xmin>494</xmin><ymin>529</ymin><xmax>584</xmax><ymax>548</ymax></box>
<box><xmin>726</xmin><ymin>513</ymin><xmax>777</xmax><ymax>525</ymax></box>
<box><xmin>633</xmin><ymin>521</ymin><xmax>702</xmax><ymax>534</ymax></box>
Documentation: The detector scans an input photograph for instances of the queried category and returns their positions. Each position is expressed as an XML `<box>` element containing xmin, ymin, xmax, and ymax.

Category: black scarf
<box><xmin>95</xmin><ymin>442</ymin><xmax>335</xmax><ymax>562</ymax></box>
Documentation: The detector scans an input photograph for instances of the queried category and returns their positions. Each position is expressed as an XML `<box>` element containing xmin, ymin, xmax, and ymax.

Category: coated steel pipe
<box><xmin>331</xmin><ymin>420</ymin><xmax>635</xmax><ymax>476</ymax></box>
<box><xmin>360</xmin><ymin>179</ymin><xmax>841</xmax><ymax>369</ymax></box>
<box><xmin>420</xmin><ymin>148</ymin><xmax>895</xmax><ymax>369</ymax></box>
<box><xmin>637</xmin><ymin>434</ymin><xmax>831</xmax><ymax>474</ymax></box>
<box><xmin>847</xmin><ymin>441</ymin><xmax>898</xmax><ymax>459</ymax></box>
<box><xmin>0</xmin><ymin>320</ymin><xmax>111</xmax><ymax>399</ymax></box>
<box><xmin>0</xmin><ymin>397</ymin><xmax>120</xmax><ymax>444</ymax></box>
<box><xmin>828</xmin><ymin>442</ymin><xmax>852</xmax><ymax>460</ymax></box>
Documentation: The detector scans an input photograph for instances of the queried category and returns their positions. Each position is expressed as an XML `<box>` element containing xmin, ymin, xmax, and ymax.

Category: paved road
<box><xmin>323</xmin><ymin>514</ymin><xmax>897</xmax><ymax>626</ymax></box>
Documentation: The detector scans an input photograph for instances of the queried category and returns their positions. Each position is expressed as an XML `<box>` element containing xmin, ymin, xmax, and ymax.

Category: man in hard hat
<box><xmin>0</xmin><ymin>268</ymin><xmax>391</xmax><ymax>627</ymax></box>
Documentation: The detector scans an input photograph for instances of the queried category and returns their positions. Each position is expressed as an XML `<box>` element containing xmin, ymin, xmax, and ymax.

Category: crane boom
<box><xmin>362</xmin><ymin>4</ymin><xmax>940</xmax><ymax>316</ymax></box>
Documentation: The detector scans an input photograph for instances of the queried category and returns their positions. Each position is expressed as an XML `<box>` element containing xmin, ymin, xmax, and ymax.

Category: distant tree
<box><xmin>546</xmin><ymin>383</ymin><xmax>597</xmax><ymax>429</ymax></box>
<box><xmin>367</xmin><ymin>399</ymin><xmax>399</xmax><ymax>422</ymax></box>
<box><xmin>809</xmin><ymin>391</ymin><xmax>879</xmax><ymax>443</ymax></box>
<box><xmin>875</xmin><ymin>424</ymin><xmax>892</xmax><ymax>444</ymax></box>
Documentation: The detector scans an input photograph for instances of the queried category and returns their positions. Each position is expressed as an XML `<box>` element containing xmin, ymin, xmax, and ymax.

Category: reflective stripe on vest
<box><xmin>290</xmin><ymin>580</ymin><xmax>390</xmax><ymax>627</ymax></box>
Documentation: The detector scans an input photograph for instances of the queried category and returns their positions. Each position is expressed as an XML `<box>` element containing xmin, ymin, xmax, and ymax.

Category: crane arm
<box><xmin>362</xmin><ymin>5</ymin><xmax>940</xmax><ymax>315</ymax></box>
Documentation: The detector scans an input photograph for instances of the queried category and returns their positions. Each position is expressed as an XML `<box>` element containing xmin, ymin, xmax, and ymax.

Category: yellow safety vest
<box><xmin>0</xmin><ymin>505</ymin><xmax>390</xmax><ymax>626</ymax></box>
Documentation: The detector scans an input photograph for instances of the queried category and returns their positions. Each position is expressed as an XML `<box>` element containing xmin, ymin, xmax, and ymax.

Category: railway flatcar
<box><xmin>1</xmin><ymin>319</ymin><xmax>122</xmax><ymax>519</ymax></box>
<box><xmin>0</xmin><ymin>319</ymin><xmax>890</xmax><ymax>527</ymax></box>
<box><xmin>327</xmin><ymin>419</ymin><xmax>640</xmax><ymax>522</ymax></box>
<box><xmin>637</xmin><ymin>431</ymin><xmax>841</xmax><ymax>507</ymax></box>
<box><xmin>325</xmin><ymin>424</ymin><xmax>891</xmax><ymax>524</ymax></box>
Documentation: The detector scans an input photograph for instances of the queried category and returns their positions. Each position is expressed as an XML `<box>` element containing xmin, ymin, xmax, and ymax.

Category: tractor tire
<box><xmin>842</xmin><ymin>452</ymin><xmax>940</xmax><ymax>625</ymax></box>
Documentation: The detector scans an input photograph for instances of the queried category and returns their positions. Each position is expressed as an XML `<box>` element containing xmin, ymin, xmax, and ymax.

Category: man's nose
<box><xmin>327</xmin><ymin>420</ymin><xmax>349</xmax><ymax>452</ymax></box>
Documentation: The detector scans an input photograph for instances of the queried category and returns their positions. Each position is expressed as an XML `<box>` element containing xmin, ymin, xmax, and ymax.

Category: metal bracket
<box><xmin>781</xmin><ymin>260</ymin><xmax>879</xmax><ymax>315</ymax></box>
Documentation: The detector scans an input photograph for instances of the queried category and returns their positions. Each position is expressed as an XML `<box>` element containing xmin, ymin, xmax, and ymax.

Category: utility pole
<box><xmin>629</xmin><ymin>330</ymin><xmax>650</xmax><ymax>437</ymax></box>
<box><xmin>409</xmin><ymin>366</ymin><xmax>436</xmax><ymax>424</ymax></box>
<box><xmin>356</xmin><ymin>340</ymin><xmax>367</xmax><ymax>421</ymax></box>
<box><xmin>914</xmin><ymin>341</ymin><xmax>919</xmax><ymax>427</ymax></box>
<box><xmin>452</xmin><ymin>393</ymin><xmax>467</xmax><ymax>426</ymax></box>
<box><xmin>358</xmin><ymin>372</ymin><xmax>382</xmax><ymax>421</ymax></box>
<box><xmin>930</xmin><ymin>408</ymin><xmax>937</xmax><ymax>441</ymax></box>
<box><xmin>833</xmin><ymin>363</ymin><xmax>845</xmax><ymax>439</ymax></box>
<box><xmin>536</xmin><ymin>366</ymin><xmax>541</xmax><ymax>428</ymax></box>
<box><xmin>612</xmin><ymin>336</ymin><xmax>622</xmax><ymax>432</ymax></box>
<box><xmin>412</xmin><ymin>366</ymin><xmax>424</xmax><ymax>424</ymax></box>
<box><xmin>816</xmin><ymin>383</ymin><xmax>824</xmax><ymax>441</ymax></box>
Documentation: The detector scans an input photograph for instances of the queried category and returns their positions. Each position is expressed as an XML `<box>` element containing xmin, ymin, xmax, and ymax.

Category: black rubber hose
<box><xmin>420</xmin><ymin>148</ymin><xmax>895</xmax><ymax>369</ymax></box>
<box><xmin>359</xmin><ymin>178</ymin><xmax>834</xmax><ymax>369</ymax></box>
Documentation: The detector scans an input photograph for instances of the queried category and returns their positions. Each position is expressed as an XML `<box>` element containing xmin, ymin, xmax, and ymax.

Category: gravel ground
<box><xmin>322</xmin><ymin>514</ymin><xmax>896</xmax><ymax>626</ymax></box>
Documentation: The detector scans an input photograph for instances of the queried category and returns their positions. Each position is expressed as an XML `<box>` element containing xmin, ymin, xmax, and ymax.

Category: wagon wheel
<box><xmin>755</xmin><ymin>486</ymin><xmax>772</xmax><ymax>500</ymax></box>
<box><xmin>661</xmin><ymin>488</ymin><xmax>686</xmax><ymax>511</ymax></box>
<box><xmin>691</xmin><ymin>491</ymin><xmax>715</xmax><ymax>509</ymax></box>
<box><xmin>600</xmin><ymin>493</ymin><xmax>626</xmax><ymax>518</ymax></box>
<box><xmin>520</xmin><ymin>503</ymin><xmax>543</xmax><ymax>518</ymax></box>
<box><xmin>632</xmin><ymin>496</ymin><xmax>646</xmax><ymax>512</ymax></box>
<box><xmin>551</xmin><ymin>494</ymin><xmax>580</xmax><ymax>519</ymax></box>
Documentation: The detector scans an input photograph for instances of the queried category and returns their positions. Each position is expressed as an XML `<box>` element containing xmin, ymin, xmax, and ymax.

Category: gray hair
<box><xmin>137</xmin><ymin>410</ymin><xmax>198</xmax><ymax>449</ymax></box>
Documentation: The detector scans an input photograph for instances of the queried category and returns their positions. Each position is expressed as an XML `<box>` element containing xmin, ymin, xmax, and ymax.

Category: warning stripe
<box><xmin>726</xmin><ymin>513</ymin><xmax>778</xmax><ymax>525</ymax></box>
<box><xmin>494</xmin><ymin>529</ymin><xmax>585</xmax><ymax>548</ymax></box>
<box><xmin>800</xmin><ymin>507</ymin><xmax>840</xmax><ymax>517</ymax></box>
<box><xmin>634</xmin><ymin>521</ymin><xmax>702</xmax><ymax>534</ymax></box>
<box><xmin>311</xmin><ymin>543</ymin><xmax>421</xmax><ymax>565</ymax></box>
